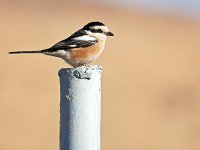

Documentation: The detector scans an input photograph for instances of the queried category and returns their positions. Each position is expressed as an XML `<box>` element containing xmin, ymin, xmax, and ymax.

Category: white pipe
<box><xmin>59</xmin><ymin>65</ymin><xmax>102</xmax><ymax>150</ymax></box>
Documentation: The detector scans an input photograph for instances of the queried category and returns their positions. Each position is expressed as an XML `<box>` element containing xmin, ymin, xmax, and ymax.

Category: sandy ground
<box><xmin>1</xmin><ymin>1</ymin><xmax>200</xmax><ymax>150</ymax></box>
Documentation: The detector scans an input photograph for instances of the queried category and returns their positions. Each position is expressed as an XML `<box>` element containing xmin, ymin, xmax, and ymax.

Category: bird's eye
<box><xmin>89</xmin><ymin>28</ymin><xmax>103</xmax><ymax>33</ymax></box>
<box><xmin>97</xmin><ymin>29</ymin><xmax>103</xmax><ymax>33</ymax></box>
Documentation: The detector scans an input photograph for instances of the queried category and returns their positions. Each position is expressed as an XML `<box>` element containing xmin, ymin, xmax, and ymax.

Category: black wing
<box><xmin>47</xmin><ymin>30</ymin><xmax>97</xmax><ymax>52</ymax></box>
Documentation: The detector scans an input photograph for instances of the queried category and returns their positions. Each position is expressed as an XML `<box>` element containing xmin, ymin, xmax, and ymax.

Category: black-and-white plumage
<box><xmin>9</xmin><ymin>21</ymin><xmax>114</xmax><ymax>67</ymax></box>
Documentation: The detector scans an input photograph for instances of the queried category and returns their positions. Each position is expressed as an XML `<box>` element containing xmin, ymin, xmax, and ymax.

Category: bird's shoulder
<box><xmin>68</xmin><ymin>29</ymin><xmax>87</xmax><ymax>39</ymax></box>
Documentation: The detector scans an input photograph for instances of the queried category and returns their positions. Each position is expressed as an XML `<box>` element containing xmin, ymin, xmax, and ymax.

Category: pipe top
<box><xmin>59</xmin><ymin>65</ymin><xmax>102</xmax><ymax>80</ymax></box>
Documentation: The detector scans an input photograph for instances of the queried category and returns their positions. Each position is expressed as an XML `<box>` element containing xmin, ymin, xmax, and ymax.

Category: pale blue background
<box><xmin>97</xmin><ymin>0</ymin><xmax>200</xmax><ymax>18</ymax></box>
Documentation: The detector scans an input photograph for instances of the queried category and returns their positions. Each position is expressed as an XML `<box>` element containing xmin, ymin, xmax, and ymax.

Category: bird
<box><xmin>9</xmin><ymin>21</ymin><xmax>114</xmax><ymax>67</ymax></box>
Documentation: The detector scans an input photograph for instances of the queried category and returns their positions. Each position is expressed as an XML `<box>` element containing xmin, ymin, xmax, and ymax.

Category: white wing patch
<box><xmin>73</xmin><ymin>35</ymin><xmax>96</xmax><ymax>41</ymax></box>
<box><xmin>68</xmin><ymin>45</ymin><xmax>76</xmax><ymax>47</ymax></box>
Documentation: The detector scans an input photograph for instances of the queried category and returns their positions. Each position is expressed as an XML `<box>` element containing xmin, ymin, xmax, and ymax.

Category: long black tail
<box><xmin>9</xmin><ymin>49</ymin><xmax>46</xmax><ymax>54</ymax></box>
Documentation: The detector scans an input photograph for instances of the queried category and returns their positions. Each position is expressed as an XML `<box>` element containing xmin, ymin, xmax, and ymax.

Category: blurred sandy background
<box><xmin>1</xmin><ymin>0</ymin><xmax>200</xmax><ymax>150</ymax></box>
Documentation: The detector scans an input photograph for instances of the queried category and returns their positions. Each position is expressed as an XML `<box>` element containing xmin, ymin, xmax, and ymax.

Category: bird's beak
<box><xmin>106</xmin><ymin>31</ymin><xmax>114</xmax><ymax>36</ymax></box>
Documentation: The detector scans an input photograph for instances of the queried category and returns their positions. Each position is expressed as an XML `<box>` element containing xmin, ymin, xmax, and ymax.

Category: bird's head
<box><xmin>82</xmin><ymin>21</ymin><xmax>114</xmax><ymax>41</ymax></box>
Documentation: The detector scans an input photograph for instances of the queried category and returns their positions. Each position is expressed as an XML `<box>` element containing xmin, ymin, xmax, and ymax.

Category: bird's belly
<box><xmin>66</xmin><ymin>43</ymin><xmax>104</xmax><ymax>67</ymax></box>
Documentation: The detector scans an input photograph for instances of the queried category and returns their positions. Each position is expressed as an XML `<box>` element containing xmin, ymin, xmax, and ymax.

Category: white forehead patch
<box><xmin>92</xmin><ymin>25</ymin><xmax>109</xmax><ymax>32</ymax></box>
<box><xmin>73</xmin><ymin>35</ymin><xmax>96</xmax><ymax>41</ymax></box>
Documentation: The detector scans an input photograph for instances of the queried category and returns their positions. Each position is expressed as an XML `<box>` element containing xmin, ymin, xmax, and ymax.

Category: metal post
<box><xmin>59</xmin><ymin>65</ymin><xmax>102</xmax><ymax>150</ymax></box>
